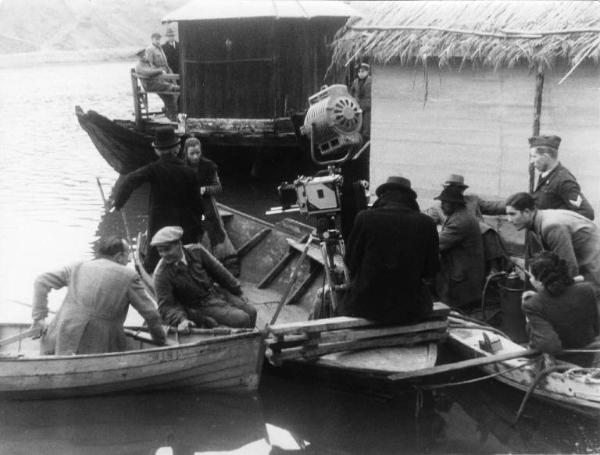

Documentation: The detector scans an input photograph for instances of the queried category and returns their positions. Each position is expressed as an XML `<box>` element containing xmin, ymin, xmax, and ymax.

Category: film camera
<box><xmin>267</xmin><ymin>85</ymin><xmax>367</xmax><ymax>310</ymax></box>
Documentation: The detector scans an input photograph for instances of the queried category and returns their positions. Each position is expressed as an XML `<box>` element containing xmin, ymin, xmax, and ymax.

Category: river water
<box><xmin>0</xmin><ymin>60</ymin><xmax>598</xmax><ymax>454</ymax></box>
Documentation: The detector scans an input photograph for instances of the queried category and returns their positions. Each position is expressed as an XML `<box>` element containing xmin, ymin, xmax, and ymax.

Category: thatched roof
<box><xmin>332</xmin><ymin>1</ymin><xmax>600</xmax><ymax>70</ymax></box>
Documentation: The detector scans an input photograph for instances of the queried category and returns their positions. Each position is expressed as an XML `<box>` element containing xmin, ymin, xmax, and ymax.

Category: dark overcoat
<box><xmin>533</xmin><ymin>163</ymin><xmax>594</xmax><ymax>220</ymax></box>
<box><xmin>437</xmin><ymin>207</ymin><xmax>485</xmax><ymax>307</ymax></box>
<box><xmin>113</xmin><ymin>154</ymin><xmax>203</xmax><ymax>246</ymax></box>
<box><xmin>342</xmin><ymin>191</ymin><xmax>440</xmax><ymax>324</ymax></box>
<box><xmin>162</xmin><ymin>41</ymin><xmax>180</xmax><ymax>74</ymax></box>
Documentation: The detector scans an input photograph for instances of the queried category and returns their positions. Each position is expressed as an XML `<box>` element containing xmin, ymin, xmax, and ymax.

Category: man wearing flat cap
<box><xmin>339</xmin><ymin>176</ymin><xmax>440</xmax><ymax>324</ymax></box>
<box><xmin>111</xmin><ymin>127</ymin><xmax>203</xmax><ymax>272</ymax></box>
<box><xmin>151</xmin><ymin>226</ymin><xmax>257</xmax><ymax>331</ymax></box>
<box><xmin>529</xmin><ymin>134</ymin><xmax>594</xmax><ymax>220</ymax></box>
<box><xmin>434</xmin><ymin>185</ymin><xmax>485</xmax><ymax>308</ymax></box>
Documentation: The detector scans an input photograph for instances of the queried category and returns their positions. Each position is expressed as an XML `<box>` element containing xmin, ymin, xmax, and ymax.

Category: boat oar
<box><xmin>387</xmin><ymin>348</ymin><xmax>540</xmax><ymax>382</ymax></box>
<box><xmin>0</xmin><ymin>328</ymin><xmax>39</xmax><ymax>348</ymax></box>
<box><xmin>267</xmin><ymin>234</ymin><xmax>314</xmax><ymax>327</ymax></box>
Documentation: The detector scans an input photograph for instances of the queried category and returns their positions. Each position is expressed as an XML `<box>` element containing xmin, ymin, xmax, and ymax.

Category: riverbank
<box><xmin>0</xmin><ymin>48</ymin><xmax>136</xmax><ymax>68</ymax></box>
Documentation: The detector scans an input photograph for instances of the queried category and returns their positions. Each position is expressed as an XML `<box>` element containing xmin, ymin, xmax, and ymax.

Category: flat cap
<box><xmin>529</xmin><ymin>135</ymin><xmax>561</xmax><ymax>150</ymax></box>
<box><xmin>150</xmin><ymin>226</ymin><xmax>183</xmax><ymax>246</ymax></box>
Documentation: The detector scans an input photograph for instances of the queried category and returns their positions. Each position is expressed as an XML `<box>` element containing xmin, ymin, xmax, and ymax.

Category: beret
<box><xmin>150</xmin><ymin>226</ymin><xmax>183</xmax><ymax>246</ymax></box>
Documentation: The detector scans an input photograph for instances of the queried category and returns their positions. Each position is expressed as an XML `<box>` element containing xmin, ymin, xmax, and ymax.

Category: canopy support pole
<box><xmin>530</xmin><ymin>66</ymin><xmax>544</xmax><ymax>192</ymax></box>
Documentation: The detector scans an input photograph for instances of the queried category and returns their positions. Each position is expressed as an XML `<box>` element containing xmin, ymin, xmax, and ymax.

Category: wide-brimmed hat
<box><xmin>528</xmin><ymin>135</ymin><xmax>561</xmax><ymax>151</ymax></box>
<box><xmin>152</xmin><ymin>127</ymin><xmax>180</xmax><ymax>150</ymax></box>
<box><xmin>434</xmin><ymin>186</ymin><xmax>465</xmax><ymax>204</ymax></box>
<box><xmin>375</xmin><ymin>176</ymin><xmax>416</xmax><ymax>198</ymax></box>
<box><xmin>444</xmin><ymin>173</ymin><xmax>468</xmax><ymax>189</ymax></box>
<box><xmin>150</xmin><ymin>226</ymin><xmax>183</xmax><ymax>246</ymax></box>
<box><xmin>165</xmin><ymin>27</ymin><xmax>176</xmax><ymax>37</ymax></box>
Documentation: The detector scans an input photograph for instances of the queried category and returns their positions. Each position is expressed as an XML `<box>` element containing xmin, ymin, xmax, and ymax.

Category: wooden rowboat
<box><xmin>0</xmin><ymin>322</ymin><xmax>264</xmax><ymax>400</ymax></box>
<box><xmin>134</xmin><ymin>204</ymin><xmax>449</xmax><ymax>387</ymax></box>
<box><xmin>448</xmin><ymin>315</ymin><xmax>600</xmax><ymax>415</ymax></box>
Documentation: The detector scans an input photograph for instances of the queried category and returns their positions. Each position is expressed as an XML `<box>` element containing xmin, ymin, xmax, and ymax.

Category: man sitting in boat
<box><xmin>30</xmin><ymin>236</ymin><xmax>166</xmax><ymax>355</ymax></box>
<box><xmin>506</xmin><ymin>192</ymin><xmax>600</xmax><ymax>295</ymax></box>
<box><xmin>151</xmin><ymin>226</ymin><xmax>257</xmax><ymax>331</ymax></box>
<box><xmin>135</xmin><ymin>46</ymin><xmax>179</xmax><ymax>121</ymax></box>
<box><xmin>425</xmin><ymin>174</ymin><xmax>509</xmax><ymax>275</ymax></box>
<box><xmin>339</xmin><ymin>176</ymin><xmax>440</xmax><ymax>323</ymax></box>
<box><xmin>434</xmin><ymin>186</ymin><xmax>485</xmax><ymax>308</ymax></box>
<box><xmin>522</xmin><ymin>251</ymin><xmax>599</xmax><ymax>364</ymax></box>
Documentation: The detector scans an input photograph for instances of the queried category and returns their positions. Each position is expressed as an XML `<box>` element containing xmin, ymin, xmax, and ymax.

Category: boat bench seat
<box><xmin>265</xmin><ymin>302</ymin><xmax>450</xmax><ymax>364</ymax></box>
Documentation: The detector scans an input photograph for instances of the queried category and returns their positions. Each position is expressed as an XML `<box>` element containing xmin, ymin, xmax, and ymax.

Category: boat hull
<box><xmin>0</xmin><ymin>324</ymin><xmax>264</xmax><ymax>399</ymax></box>
<box><xmin>448</xmin><ymin>322</ymin><xmax>600</xmax><ymax>415</ymax></box>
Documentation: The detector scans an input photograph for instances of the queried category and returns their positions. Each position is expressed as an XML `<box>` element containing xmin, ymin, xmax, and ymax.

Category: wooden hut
<box><xmin>162</xmin><ymin>0</ymin><xmax>359</xmax><ymax>149</ymax></box>
<box><xmin>331</xmin><ymin>1</ymin><xmax>600</xmax><ymax>217</ymax></box>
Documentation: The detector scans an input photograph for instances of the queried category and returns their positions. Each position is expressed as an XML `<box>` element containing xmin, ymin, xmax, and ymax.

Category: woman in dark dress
<box><xmin>522</xmin><ymin>251</ymin><xmax>599</xmax><ymax>364</ymax></box>
<box><xmin>183</xmin><ymin>137</ymin><xmax>240</xmax><ymax>276</ymax></box>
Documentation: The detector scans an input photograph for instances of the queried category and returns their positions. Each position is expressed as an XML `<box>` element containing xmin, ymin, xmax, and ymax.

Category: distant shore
<box><xmin>0</xmin><ymin>47</ymin><xmax>139</xmax><ymax>68</ymax></box>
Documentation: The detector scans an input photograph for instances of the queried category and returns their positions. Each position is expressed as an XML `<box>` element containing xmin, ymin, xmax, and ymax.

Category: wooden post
<box><xmin>130</xmin><ymin>69</ymin><xmax>142</xmax><ymax>129</ymax></box>
<box><xmin>530</xmin><ymin>66</ymin><xmax>544</xmax><ymax>192</ymax></box>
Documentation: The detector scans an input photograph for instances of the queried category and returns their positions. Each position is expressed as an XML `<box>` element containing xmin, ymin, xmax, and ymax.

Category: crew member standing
<box><xmin>349</xmin><ymin>62</ymin><xmax>372</xmax><ymax>142</ymax></box>
<box><xmin>162</xmin><ymin>27</ymin><xmax>179</xmax><ymax>74</ymax></box>
<box><xmin>435</xmin><ymin>186</ymin><xmax>485</xmax><ymax>308</ymax></box>
<box><xmin>340</xmin><ymin>176</ymin><xmax>440</xmax><ymax>324</ymax></box>
<box><xmin>529</xmin><ymin>134</ymin><xmax>594</xmax><ymax>220</ymax></box>
<box><xmin>111</xmin><ymin>127</ymin><xmax>203</xmax><ymax>272</ymax></box>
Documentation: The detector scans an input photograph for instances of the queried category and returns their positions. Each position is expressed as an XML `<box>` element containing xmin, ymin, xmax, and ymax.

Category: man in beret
<box><xmin>435</xmin><ymin>185</ymin><xmax>485</xmax><ymax>308</ymax></box>
<box><xmin>529</xmin><ymin>134</ymin><xmax>594</xmax><ymax>220</ymax></box>
<box><xmin>506</xmin><ymin>192</ymin><xmax>600</xmax><ymax>295</ymax></box>
<box><xmin>339</xmin><ymin>176</ymin><xmax>440</xmax><ymax>324</ymax></box>
<box><xmin>30</xmin><ymin>236</ymin><xmax>166</xmax><ymax>354</ymax></box>
<box><xmin>111</xmin><ymin>127</ymin><xmax>203</xmax><ymax>272</ymax></box>
<box><xmin>151</xmin><ymin>226</ymin><xmax>257</xmax><ymax>331</ymax></box>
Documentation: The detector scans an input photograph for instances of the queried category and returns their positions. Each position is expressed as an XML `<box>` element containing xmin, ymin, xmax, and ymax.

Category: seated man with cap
<box><xmin>435</xmin><ymin>185</ymin><xmax>485</xmax><ymax>308</ymax></box>
<box><xmin>426</xmin><ymin>174</ymin><xmax>508</xmax><ymax>274</ymax></box>
<box><xmin>529</xmin><ymin>134</ymin><xmax>594</xmax><ymax>220</ymax></box>
<box><xmin>339</xmin><ymin>176</ymin><xmax>440</xmax><ymax>324</ymax></box>
<box><xmin>151</xmin><ymin>226</ymin><xmax>257</xmax><ymax>331</ymax></box>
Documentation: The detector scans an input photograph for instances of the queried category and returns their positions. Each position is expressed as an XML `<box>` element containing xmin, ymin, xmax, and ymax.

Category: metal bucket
<box><xmin>498</xmin><ymin>272</ymin><xmax>528</xmax><ymax>343</ymax></box>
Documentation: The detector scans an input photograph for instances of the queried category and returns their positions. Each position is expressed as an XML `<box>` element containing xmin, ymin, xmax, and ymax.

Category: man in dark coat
<box><xmin>349</xmin><ymin>62</ymin><xmax>372</xmax><ymax>141</ymax></box>
<box><xmin>111</xmin><ymin>127</ymin><xmax>203</xmax><ymax>272</ymax></box>
<box><xmin>435</xmin><ymin>186</ymin><xmax>485</xmax><ymax>308</ymax></box>
<box><xmin>529</xmin><ymin>134</ymin><xmax>594</xmax><ymax>220</ymax></box>
<box><xmin>340</xmin><ymin>176</ymin><xmax>440</xmax><ymax>324</ymax></box>
<box><xmin>161</xmin><ymin>27</ymin><xmax>179</xmax><ymax>74</ymax></box>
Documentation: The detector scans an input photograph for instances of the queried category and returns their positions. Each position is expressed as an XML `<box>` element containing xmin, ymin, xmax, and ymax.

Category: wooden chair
<box><xmin>130</xmin><ymin>69</ymin><xmax>180</xmax><ymax>127</ymax></box>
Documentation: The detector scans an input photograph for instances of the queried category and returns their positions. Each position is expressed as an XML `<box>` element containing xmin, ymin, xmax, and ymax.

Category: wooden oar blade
<box><xmin>387</xmin><ymin>348</ymin><xmax>539</xmax><ymax>382</ymax></box>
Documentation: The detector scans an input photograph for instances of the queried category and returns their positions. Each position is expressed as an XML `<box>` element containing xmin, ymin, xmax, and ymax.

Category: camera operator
<box><xmin>338</xmin><ymin>176</ymin><xmax>440</xmax><ymax>324</ymax></box>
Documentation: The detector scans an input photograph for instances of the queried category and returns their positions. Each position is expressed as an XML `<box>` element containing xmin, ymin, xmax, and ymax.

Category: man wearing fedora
<box><xmin>435</xmin><ymin>185</ymin><xmax>485</xmax><ymax>308</ymax></box>
<box><xmin>340</xmin><ymin>176</ymin><xmax>440</xmax><ymax>324</ymax></box>
<box><xmin>426</xmin><ymin>174</ymin><xmax>508</xmax><ymax>274</ymax></box>
<box><xmin>111</xmin><ymin>127</ymin><xmax>203</xmax><ymax>272</ymax></box>
<box><xmin>162</xmin><ymin>27</ymin><xmax>179</xmax><ymax>74</ymax></box>
<box><xmin>529</xmin><ymin>135</ymin><xmax>594</xmax><ymax>220</ymax></box>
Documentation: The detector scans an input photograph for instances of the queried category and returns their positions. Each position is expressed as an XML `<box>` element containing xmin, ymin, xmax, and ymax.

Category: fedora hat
<box><xmin>152</xmin><ymin>127</ymin><xmax>180</xmax><ymax>150</ymax></box>
<box><xmin>444</xmin><ymin>173</ymin><xmax>468</xmax><ymax>189</ymax></box>
<box><xmin>434</xmin><ymin>186</ymin><xmax>465</xmax><ymax>204</ymax></box>
<box><xmin>165</xmin><ymin>27</ymin><xmax>176</xmax><ymax>37</ymax></box>
<box><xmin>376</xmin><ymin>176</ymin><xmax>416</xmax><ymax>198</ymax></box>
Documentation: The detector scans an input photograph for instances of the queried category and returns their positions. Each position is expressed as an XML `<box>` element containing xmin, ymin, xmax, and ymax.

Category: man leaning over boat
<box><xmin>30</xmin><ymin>236</ymin><xmax>166</xmax><ymax>355</ymax></box>
<box><xmin>151</xmin><ymin>226</ymin><xmax>257</xmax><ymax>332</ymax></box>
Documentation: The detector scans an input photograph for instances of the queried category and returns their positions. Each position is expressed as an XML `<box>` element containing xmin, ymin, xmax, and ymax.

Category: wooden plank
<box><xmin>268</xmin><ymin>304</ymin><xmax>449</xmax><ymax>335</ymax></box>
<box><xmin>268</xmin><ymin>331</ymin><xmax>446</xmax><ymax>362</ymax></box>
<box><xmin>285</xmin><ymin>268</ymin><xmax>320</xmax><ymax>306</ymax></box>
<box><xmin>257</xmin><ymin>249</ymin><xmax>296</xmax><ymax>289</ymax></box>
<box><xmin>387</xmin><ymin>348</ymin><xmax>540</xmax><ymax>382</ymax></box>
<box><xmin>237</xmin><ymin>228</ymin><xmax>272</xmax><ymax>257</ymax></box>
<box><xmin>266</xmin><ymin>321</ymin><xmax>448</xmax><ymax>349</ymax></box>
<box><xmin>286</xmin><ymin>238</ymin><xmax>344</xmax><ymax>268</ymax></box>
